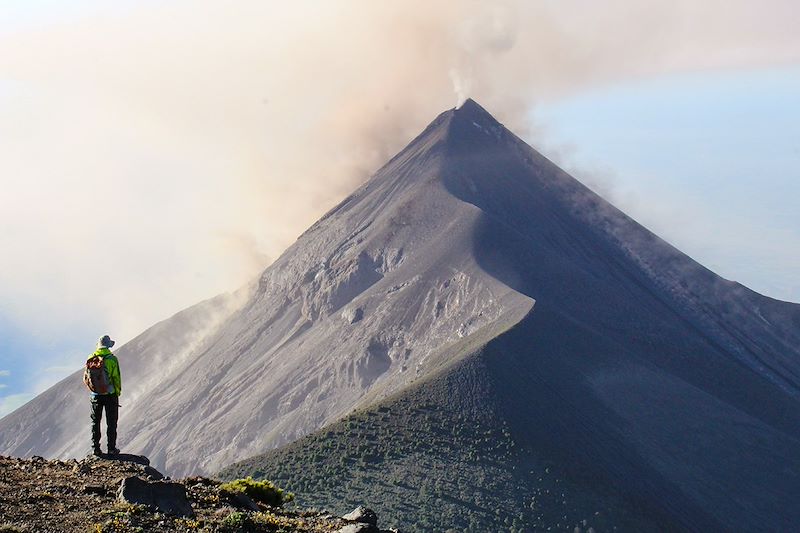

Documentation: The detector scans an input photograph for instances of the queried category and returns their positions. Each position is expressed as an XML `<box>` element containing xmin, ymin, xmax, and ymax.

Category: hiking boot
<box><xmin>92</xmin><ymin>447</ymin><xmax>103</xmax><ymax>456</ymax></box>
<box><xmin>108</xmin><ymin>447</ymin><xmax>120</xmax><ymax>455</ymax></box>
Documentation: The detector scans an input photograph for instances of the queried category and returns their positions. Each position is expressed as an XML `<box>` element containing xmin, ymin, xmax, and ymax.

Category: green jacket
<box><xmin>88</xmin><ymin>347</ymin><xmax>122</xmax><ymax>396</ymax></box>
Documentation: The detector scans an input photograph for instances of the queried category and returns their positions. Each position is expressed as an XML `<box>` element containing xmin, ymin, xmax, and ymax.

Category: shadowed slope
<box><xmin>443</xmin><ymin>99</ymin><xmax>800</xmax><ymax>398</ymax></box>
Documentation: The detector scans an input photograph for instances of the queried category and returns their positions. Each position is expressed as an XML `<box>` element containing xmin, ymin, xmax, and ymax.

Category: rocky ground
<box><xmin>0</xmin><ymin>454</ymin><xmax>395</xmax><ymax>532</ymax></box>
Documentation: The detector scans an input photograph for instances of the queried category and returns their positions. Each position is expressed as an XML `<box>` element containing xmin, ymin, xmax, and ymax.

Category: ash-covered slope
<box><xmin>0</xmin><ymin>291</ymin><xmax>244</xmax><ymax>463</ymax></box>
<box><xmin>0</xmin><ymin>99</ymin><xmax>534</xmax><ymax>476</ymax></box>
<box><xmin>221</xmin><ymin>100</ymin><xmax>800</xmax><ymax>531</ymax></box>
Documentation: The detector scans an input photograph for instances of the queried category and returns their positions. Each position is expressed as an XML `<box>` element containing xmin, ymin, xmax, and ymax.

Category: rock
<box><xmin>143</xmin><ymin>465</ymin><xmax>165</xmax><ymax>480</ymax></box>
<box><xmin>337</xmin><ymin>524</ymin><xmax>378</xmax><ymax>533</ymax></box>
<box><xmin>117</xmin><ymin>476</ymin><xmax>193</xmax><ymax>516</ymax></box>
<box><xmin>107</xmin><ymin>453</ymin><xmax>150</xmax><ymax>466</ymax></box>
<box><xmin>82</xmin><ymin>484</ymin><xmax>106</xmax><ymax>495</ymax></box>
<box><xmin>343</xmin><ymin>306</ymin><xmax>365</xmax><ymax>324</ymax></box>
<box><xmin>184</xmin><ymin>476</ymin><xmax>219</xmax><ymax>487</ymax></box>
<box><xmin>226</xmin><ymin>490</ymin><xmax>259</xmax><ymax>511</ymax></box>
<box><xmin>72</xmin><ymin>462</ymin><xmax>90</xmax><ymax>475</ymax></box>
<box><xmin>343</xmin><ymin>506</ymin><xmax>378</xmax><ymax>526</ymax></box>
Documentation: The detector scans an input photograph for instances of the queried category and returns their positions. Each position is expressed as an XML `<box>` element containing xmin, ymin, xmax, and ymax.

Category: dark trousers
<box><xmin>90</xmin><ymin>394</ymin><xmax>119</xmax><ymax>451</ymax></box>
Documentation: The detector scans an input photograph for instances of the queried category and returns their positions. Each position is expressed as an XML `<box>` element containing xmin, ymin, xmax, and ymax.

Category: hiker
<box><xmin>83</xmin><ymin>335</ymin><xmax>122</xmax><ymax>456</ymax></box>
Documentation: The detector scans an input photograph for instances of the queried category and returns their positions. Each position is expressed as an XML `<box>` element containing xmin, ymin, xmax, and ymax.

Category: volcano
<box><xmin>2</xmin><ymin>99</ymin><xmax>799</xmax><ymax>531</ymax></box>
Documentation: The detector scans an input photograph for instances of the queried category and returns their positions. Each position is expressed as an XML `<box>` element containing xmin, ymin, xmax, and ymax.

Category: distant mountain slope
<box><xmin>223</xmin><ymin>302</ymin><xmax>800</xmax><ymax>532</ymax></box>
<box><xmin>0</xmin><ymin>291</ymin><xmax>243</xmax><ymax>460</ymax></box>
<box><xmin>3</xmin><ymin>99</ymin><xmax>799</xmax><ymax>532</ymax></box>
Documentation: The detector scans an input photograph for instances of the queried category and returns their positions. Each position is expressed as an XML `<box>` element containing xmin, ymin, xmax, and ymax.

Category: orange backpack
<box><xmin>83</xmin><ymin>355</ymin><xmax>112</xmax><ymax>394</ymax></box>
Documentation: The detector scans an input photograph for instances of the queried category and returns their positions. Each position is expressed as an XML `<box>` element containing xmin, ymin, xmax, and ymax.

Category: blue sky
<box><xmin>533</xmin><ymin>65</ymin><xmax>800</xmax><ymax>303</ymax></box>
<box><xmin>1</xmin><ymin>1</ymin><xmax>798</xmax><ymax>418</ymax></box>
<box><xmin>0</xmin><ymin>314</ymin><xmax>90</xmax><ymax>416</ymax></box>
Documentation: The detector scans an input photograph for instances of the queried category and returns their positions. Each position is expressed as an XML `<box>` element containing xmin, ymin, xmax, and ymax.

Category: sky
<box><xmin>1</xmin><ymin>1</ymin><xmax>799</xmax><ymax>417</ymax></box>
<box><xmin>534</xmin><ymin>65</ymin><xmax>800</xmax><ymax>302</ymax></box>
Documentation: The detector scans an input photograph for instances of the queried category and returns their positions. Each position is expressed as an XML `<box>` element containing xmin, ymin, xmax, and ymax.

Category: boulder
<box><xmin>342</xmin><ymin>506</ymin><xmax>378</xmax><ymax>526</ymax></box>
<box><xmin>143</xmin><ymin>465</ymin><xmax>164</xmax><ymax>480</ymax></box>
<box><xmin>337</xmin><ymin>524</ymin><xmax>378</xmax><ymax>533</ymax></box>
<box><xmin>107</xmin><ymin>453</ymin><xmax>151</xmax><ymax>466</ymax></box>
<box><xmin>85</xmin><ymin>453</ymin><xmax>151</xmax><ymax>466</ymax></box>
<box><xmin>342</xmin><ymin>306</ymin><xmax>365</xmax><ymax>324</ymax></box>
<box><xmin>117</xmin><ymin>476</ymin><xmax>193</xmax><ymax>516</ymax></box>
<box><xmin>72</xmin><ymin>461</ymin><xmax>90</xmax><ymax>475</ymax></box>
<box><xmin>82</xmin><ymin>484</ymin><xmax>106</xmax><ymax>495</ymax></box>
<box><xmin>226</xmin><ymin>490</ymin><xmax>260</xmax><ymax>511</ymax></box>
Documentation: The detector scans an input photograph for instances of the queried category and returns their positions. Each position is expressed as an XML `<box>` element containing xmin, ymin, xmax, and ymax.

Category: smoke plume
<box><xmin>0</xmin><ymin>0</ymin><xmax>798</xmax><ymax>343</ymax></box>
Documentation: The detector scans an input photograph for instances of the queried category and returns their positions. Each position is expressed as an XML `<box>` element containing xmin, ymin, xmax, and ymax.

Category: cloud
<box><xmin>0</xmin><ymin>393</ymin><xmax>36</xmax><ymax>419</ymax></box>
<box><xmin>0</xmin><ymin>0</ymin><xmax>798</xmax><ymax>347</ymax></box>
<box><xmin>0</xmin><ymin>370</ymin><xmax>9</xmax><ymax>377</ymax></box>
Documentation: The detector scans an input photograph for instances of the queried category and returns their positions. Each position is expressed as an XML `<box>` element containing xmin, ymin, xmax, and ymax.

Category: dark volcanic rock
<box><xmin>143</xmin><ymin>464</ymin><xmax>165</xmax><ymax>480</ymax></box>
<box><xmin>226</xmin><ymin>489</ymin><xmax>260</xmax><ymax>511</ymax></box>
<box><xmin>82</xmin><ymin>484</ymin><xmax>107</xmax><ymax>495</ymax></box>
<box><xmin>342</xmin><ymin>506</ymin><xmax>378</xmax><ymax>526</ymax></box>
<box><xmin>92</xmin><ymin>452</ymin><xmax>150</xmax><ymax>466</ymax></box>
<box><xmin>117</xmin><ymin>475</ymin><xmax>193</xmax><ymax>516</ymax></box>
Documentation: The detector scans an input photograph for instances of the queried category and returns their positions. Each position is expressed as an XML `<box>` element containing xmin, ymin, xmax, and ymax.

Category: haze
<box><xmin>0</xmin><ymin>0</ymin><xmax>799</xmax><ymax>415</ymax></box>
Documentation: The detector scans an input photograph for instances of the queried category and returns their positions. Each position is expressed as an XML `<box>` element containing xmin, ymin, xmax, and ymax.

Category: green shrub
<box><xmin>219</xmin><ymin>477</ymin><xmax>295</xmax><ymax>507</ymax></box>
<box><xmin>222</xmin><ymin>510</ymin><xmax>249</xmax><ymax>529</ymax></box>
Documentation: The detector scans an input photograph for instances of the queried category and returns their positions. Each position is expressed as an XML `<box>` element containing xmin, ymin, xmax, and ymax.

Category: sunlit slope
<box><xmin>0</xmin><ymin>99</ymin><xmax>535</xmax><ymax>476</ymax></box>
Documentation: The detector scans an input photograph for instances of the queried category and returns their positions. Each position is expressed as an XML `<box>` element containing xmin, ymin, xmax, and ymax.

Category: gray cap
<box><xmin>98</xmin><ymin>335</ymin><xmax>115</xmax><ymax>349</ymax></box>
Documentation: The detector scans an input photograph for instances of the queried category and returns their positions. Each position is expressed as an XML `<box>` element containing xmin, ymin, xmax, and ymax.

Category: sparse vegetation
<box><xmin>221</xmin><ymin>510</ymin><xmax>250</xmax><ymax>529</ymax></box>
<box><xmin>220</xmin><ymin>358</ymin><xmax>661</xmax><ymax>532</ymax></box>
<box><xmin>220</xmin><ymin>476</ymin><xmax>294</xmax><ymax>507</ymax></box>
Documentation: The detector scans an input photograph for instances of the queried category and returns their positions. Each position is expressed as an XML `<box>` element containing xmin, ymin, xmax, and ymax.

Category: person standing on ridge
<box><xmin>83</xmin><ymin>335</ymin><xmax>122</xmax><ymax>456</ymax></box>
